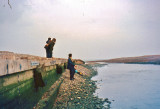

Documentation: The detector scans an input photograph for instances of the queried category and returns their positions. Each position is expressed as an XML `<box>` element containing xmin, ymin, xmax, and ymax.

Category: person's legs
<box><xmin>70</xmin><ymin>70</ymin><xmax>72</xmax><ymax>80</ymax></box>
<box><xmin>50</xmin><ymin>51</ymin><xmax>53</xmax><ymax>58</ymax></box>
<box><xmin>72</xmin><ymin>70</ymin><xmax>75</xmax><ymax>79</ymax></box>
<box><xmin>70</xmin><ymin>70</ymin><xmax>74</xmax><ymax>80</ymax></box>
<box><xmin>46</xmin><ymin>50</ymin><xmax>50</xmax><ymax>58</ymax></box>
<box><xmin>48</xmin><ymin>51</ymin><xmax>52</xmax><ymax>58</ymax></box>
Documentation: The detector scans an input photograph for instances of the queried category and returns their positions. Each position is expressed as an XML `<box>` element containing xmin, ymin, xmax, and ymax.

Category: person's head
<box><xmin>48</xmin><ymin>37</ymin><xmax>51</xmax><ymax>41</ymax></box>
<box><xmin>52</xmin><ymin>38</ymin><xmax>56</xmax><ymax>42</ymax></box>
<box><xmin>69</xmin><ymin>53</ymin><xmax>72</xmax><ymax>58</ymax></box>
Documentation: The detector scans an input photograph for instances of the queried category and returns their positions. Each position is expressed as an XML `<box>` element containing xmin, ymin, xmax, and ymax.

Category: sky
<box><xmin>0</xmin><ymin>0</ymin><xmax>160</xmax><ymax>60</ymax></box>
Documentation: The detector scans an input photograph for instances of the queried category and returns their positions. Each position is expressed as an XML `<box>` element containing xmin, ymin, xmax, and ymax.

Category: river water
<box><xmin>92</xmin><ymin>63</ymin><xmax>160</xmax><ymax>109</ymax></box>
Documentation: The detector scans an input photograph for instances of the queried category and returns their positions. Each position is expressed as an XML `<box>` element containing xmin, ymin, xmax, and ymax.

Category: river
<box><xmin>92</xmin><ymin>63</ymin><xmax>160</xmax><ymax>109</ymax></box>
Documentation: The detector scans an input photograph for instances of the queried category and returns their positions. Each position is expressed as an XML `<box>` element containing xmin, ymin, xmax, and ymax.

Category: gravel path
<box><xmin>53</xmin><ymin>65</ymin><xmax>111</xmax><ymax>109</ymax></box>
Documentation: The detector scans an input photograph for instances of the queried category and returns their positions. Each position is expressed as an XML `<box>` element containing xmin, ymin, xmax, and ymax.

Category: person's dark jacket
<box><xmin>46</xmin><ymin>40</ymin><xmax>50</xmax><ymax>44</ymax></box>
<box><xmin>44</xmin><ymin>40</ymin><xmax>50</xmax><ymax>49</ymax></box>
<box><xmin>67</xmin><ymin>58</ymin><xmax>75</xmax><ymax>72</ymax></box>
<box><xmin>48</xmin><ymin>41</ymin><xmax>55</xmax><ymax>52</ymax></box>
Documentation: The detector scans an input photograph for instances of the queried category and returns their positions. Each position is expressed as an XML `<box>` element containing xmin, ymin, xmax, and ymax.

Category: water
<box><xmin>92</xmin><ymin>63</ymin><xmax>160</xmax><ymax>109</ymax></box>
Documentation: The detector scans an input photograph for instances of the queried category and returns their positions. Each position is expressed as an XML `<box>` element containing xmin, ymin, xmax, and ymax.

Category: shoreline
<box><xmin>53</xmin><ymin>64</ymin><xmax>111</xmax><ymax>109</ymax></box>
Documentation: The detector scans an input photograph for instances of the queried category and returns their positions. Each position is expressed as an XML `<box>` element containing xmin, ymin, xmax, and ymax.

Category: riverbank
<box><xmin>53</xmin><ymin>64</ymin><xmax>111</xmax><ymax>109</ymax></box>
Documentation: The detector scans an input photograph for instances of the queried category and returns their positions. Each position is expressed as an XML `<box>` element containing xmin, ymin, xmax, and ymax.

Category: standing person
<box><xmin>44</xmin><ymin>37</ymin><xmax>51</xmax><ymax>58</ymax></box>
<box><xmin>48</xmin><ymin>38</ymin><xmax>56</xmax><ymax>58</ymax></box>
<box><xmin>67</xmin><ymin>53</ymin><xmax>75</xmax><ymax>80</ymax></box>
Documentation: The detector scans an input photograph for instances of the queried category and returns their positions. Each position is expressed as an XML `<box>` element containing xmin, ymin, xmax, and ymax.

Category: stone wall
<box><xmin>0</xmin><ymin>51</ymin><xmax>67</xmax><ymax>76</ymax></box>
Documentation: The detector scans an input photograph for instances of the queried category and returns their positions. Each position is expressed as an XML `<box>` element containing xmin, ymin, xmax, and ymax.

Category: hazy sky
<box><xmin>0</xmin><ymin>0</ymin><xmax>160</xmax><ymax>60</ymax></box>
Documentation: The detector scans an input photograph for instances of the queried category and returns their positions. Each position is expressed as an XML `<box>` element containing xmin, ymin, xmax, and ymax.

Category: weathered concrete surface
<box><xmin>2</xmin><ymin>70</ymin><xmax>33</xmax><ymax>87</ymax></box>
<box><xmin>0</xmin><ymin>51</ymin><xmax>67</xmax><ymax>76</ymax></box>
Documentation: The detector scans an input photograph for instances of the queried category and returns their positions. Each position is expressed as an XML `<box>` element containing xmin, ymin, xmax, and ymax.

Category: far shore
<box><xmin>87</xmin><ymin>61</ymin><xmax>160</xmax><ymax>65</ymax></box>
<box><xmin>86</xmin><ymin>55</ymin><xmax>160</xmax><ymax>65</ymax></box>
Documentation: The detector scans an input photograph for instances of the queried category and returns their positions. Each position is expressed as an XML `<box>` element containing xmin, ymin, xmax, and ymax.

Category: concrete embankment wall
<box><xmin>0</xmin><ymin>51</ymin><xmax>68</xmax><ymax>109</ymax></box>
<box><xmin>0</xmin><ymin>51</ymin><xmax>67</xmax><ymax>76</ymax></box>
